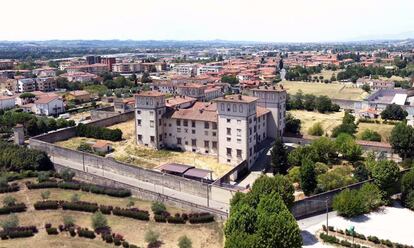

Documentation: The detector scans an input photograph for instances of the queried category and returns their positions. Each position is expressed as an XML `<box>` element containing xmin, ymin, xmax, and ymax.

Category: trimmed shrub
<box><xmin>122</xmin><ymin>241</ymin><xmax>129</xmax><ymax>248</ymax></box>
<box><xmin>0</xmin><ymin>183</ymin><xmax>20</xmax><ymax>194</ymax></box>
<box><xmin>78</xmin><ymin>228</ymin><xmax>96</xmax><ymax>239</ymax></box>
<box><xmin>99</xmin><ymin>205</ymin><xmax>113</xmax><ymax>215</ymax></box>
<box><xmin>61</xmin><ymin>201</ymin><xmax>99</xmax><ymax>213</ymax></box>
<box><xmin>26</xmin><ymin>181</ymin><xmax>58</xmax><ymax>189</ymax></box>
<box><xmin>0</xmin><ymin>203</ymin><xmax>27</xmax><ymax>215</ymax></box>
<box><xmin>154</xmin><ymin>214</ymin><xmax>167</xmax><ymax>223</ymax></box>
<box><xmin>7</xmin><ymin>230</ymin><xmax>34</xmax><ymax>239</ymax></box>
<box><xmin>114</xmin><ymin>237</ymin><xmax>122</xmax><ymax>246</ymax></box>
<box><xmin>319</xmin><ymin>233</ymin><xmax>339</xmax><ymax>244</ymax></box>
<box><xmin>188</xmin><ymin>212</ymin><xmax>215</xmax><ymax>224</ymax></box>
<box><xmin>368</xmin><ymin>235</ymin><xmax>380</xmax><ymax>244</ymax></box>
<box><xmin>58</xmin><ymin>182</ymin><xmax>81</xmax><ymax>190</ymax></box>
<box><xmin>80</xmin><ymin>183</ymin><xmax>131</xmax><ymax>198</ymax></box>
<box><xmin>46</xmin><ymin>227</ymin><xmax>59</xmax><ymax>235</ymax></box>
<box><xmin>113</xmin><ymin>207</ymin><xmax>150</xmax><ymax>221</ymax></box>
<box><xmin>34</xmin><ymin>200</ymin><xmax>59</xmax><ymax>210</ymax></box>
<box><xmin>167</xmin><ymin>214</ymin><xmax>186</xmax><ymax>224</ymax></box>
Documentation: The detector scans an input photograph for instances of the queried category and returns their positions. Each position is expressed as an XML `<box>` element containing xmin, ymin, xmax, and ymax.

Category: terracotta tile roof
<box><xmin>165</xmin><ymin>96</ymin><xmax>196</xmax><ymax>108</ymax></box>
<box><xmin>135</xmin><ymin>91</ymin><xmax>165</xmax><ymax>97</ymax></box>
<box><xmin>256</xmin><ymin>106</ymin><xmax>270</xmax><ymax>117</ymax></box>
<box><xmin>215</xmin><ymin>94</ymin><xmax>257</xmax><ymax>103</ymax></box>
<box><xmin>35</xmin><ymin>96</ymin><xmax>59</xmax><ymax>104</ymax></box>
<box><xmin>168</xmin><ymin>102</ymin><xmax>217</xmax><ymax>122</ymax></box>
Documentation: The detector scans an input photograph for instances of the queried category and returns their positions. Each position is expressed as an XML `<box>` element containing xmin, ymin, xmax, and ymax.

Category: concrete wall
<box><xmin>332</xmin><ymin>99</ymin><xmax>361</xmax><ymax>110</ymax></box>
<box><xmin>53</xmin><ymin>164</ymin><xmax>228</xmax><ymax>219</ymax></box>
<box><xmin>292</xmin><ymin>179</ymin><xmax>372</xmax><ymax>219</ymax></box>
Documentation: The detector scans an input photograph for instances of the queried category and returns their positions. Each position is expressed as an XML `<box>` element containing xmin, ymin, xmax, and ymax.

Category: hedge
<box><xmin>188</xmin><ymin>212</ymin><xmax>215</xmax><ymax>224</ymax></box>
<box><xmin>26</xmin><ymin>181</ymin><xmax>58</xmax><ymax>189</ymax></box>
<box><xmin>61</xmin><ymin>201</ymin><xmax>99</xmax><ymax>213</ymax></box>
<box><xmin>76</xmin><ymin>123</ymin><xmax>122</xmax><ymax>141</ymax></box>
<box><xmin>0</xmin><ymin>183</ymin><xmax>20</xmax><ymax>194</ymax></box>
<box><xmin>1</xmin><ymin>226</ymin><xmax>38</xmax><ymax>239</ymax></box>
<box><xmin>34</xmin><ymin>200</ymin><xmax>59</xmax><ymax>210</ymax></box>
<box><xmin>46</xmin><ymin>227</ymin><xmax>59</xmax><ymax>235</ymax></box>
<box><xmin>0</xmin><ymin>203</ymin><xmax>27</xmax><ymax>215</ymax></box>
<box><xmin>78</xmin><ymin>228</ymin><xmax>96</xmax><ymax>239</ymax></box>
<box><xmin>81</xmin><ymin>183</ymin><xmax>131</xmax><ymax>198</ymax></box>
<box><xmin>58</xmin><ymin>181</ymin><xmax>81</xmax><ymax>190</ymax></box>
<box><xmin>99</xmin><ymin>205</ymin><xmax>113</xmax><ymax>215</ymax></box>
<box><xmin>112</xmin><ymin>207</ymin><xmax>150</xmax><ymax>221</ymax></box>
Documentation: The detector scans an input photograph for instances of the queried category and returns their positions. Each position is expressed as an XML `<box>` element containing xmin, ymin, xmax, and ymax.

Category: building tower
<box><xmin>134</xmin><ymin>91</ymin><xmax>166</xmax><ymax>149</ymax></box>
<box><xmin>251</xmin><ymin>86</ymin><xmax>287</xmax><ymax>138</ymax></box>
<box><xmin>215</xmin><ymin>94</ymin><xmax>258</xmax><ymax>168</ymax></box>
<box><xmin>13</xmin><ymin>124</ymin><xmax>25</xmax><ymax>145</ymax></box>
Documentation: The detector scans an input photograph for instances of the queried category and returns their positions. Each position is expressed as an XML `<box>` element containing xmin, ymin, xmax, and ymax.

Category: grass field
<box><xmin>290</xmin><ymin>110</ymin><xmax>395</xmax><ymax>141</ymax></box>
<box><xmin>289</xmin><ymin>110</ymin><xmax>344</xmax><ymax>136</ymax></box>
<box><xmin>55</xmin><ymin>119</ymin><xmax>231</xmax><ymax>179</ymax></box>
<box><xmin>0</xmin><ymin>182</ymin><xmax>224</xmax><ymax>248</ymax></box>
<box><xmin>281</xmin><ymin>81</ymin><xmax>368</xmax><ymax>100</ymax></box>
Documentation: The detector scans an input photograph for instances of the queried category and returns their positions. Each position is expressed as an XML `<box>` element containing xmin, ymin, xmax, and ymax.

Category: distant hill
<box><xmin>349</xmin><ymin>31</ymin><xmax>414</xmax><ymax>42</ymax></box>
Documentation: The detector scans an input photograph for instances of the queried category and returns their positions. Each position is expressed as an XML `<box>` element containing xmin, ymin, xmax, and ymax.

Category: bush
<box><xmin>333</xmin><ymin>189</ymin><xmax>366</xmax><ymax>218</ymax></box>
<box><xmin>113</xmin><ymin>207</ymin><xmax>150</xmax><ymax>221</ymax></box>
<box><xmin>178</xmin><ymin>235</ymin><xmax>192</xmax><ymax>248</ymax></box>
<box><xmin>360</xmin><ymin>129</ymin><xmax>382</xmax><ymax>142</ymax></box>
<box><xmin>145</xmin><ymin>229</ymin><xmax>160</xmax><ymax>246</ymax></box>
<box><xmin>3</xmin><ymin>195</ymin><xmax>17</xmax><ymax>207</ymax></box>
<box><xmin>0</xmin><ymin>183</ymin><xmax>20</xmax><ymax>194</ymax></box>
<box><xmin>122</xmin><ymin>241</ymin><xmax>130</xmax><ymax>248</ymax></box>
<box><xmin>71</xmin><ymin>193</ymin><xmax>80</xmax><ymax>202</ymax></box>
<box><xmin>63</xmin><ymin>215</ymin><xmax>75</xmax><ymax>227</ymax></box>
<box><xmin>92</xmin><ymin>211</ymin><xmax>108</xmax><ymax>230</ymax></box>
<box><xmin>40</xmin><ymin>190</ymin><xmax>51</xmax><ymax>200</ymax></box>
<box><xmin>60</xmin><ymin>168</ymin><xmax>76</xmax><ymax>181</ymax></box>
<box><xmin>368</xmin><ymin>235</ymin><xmax>380</xmax><ymax>244</ymax></box>
<box><xmin>81</xmin><ymin>183</ymin><xmax>131</xmax><ymax>198</ymax></box>
<box><xmin>287</xmin><ymin>167</ymin><xmax>300</xmax><ymax>183</ymax></box>
<box><xmin>319</xmin><ymin>232</ymin><xmax>339</xmax><ymax>244</ymax></box>
<box><xmin>46</xmin><ymin>227</ymin><xmax>59</xmax><ymax>235</ymax></box>
<box><xmin>308</xmin><ymin>122</ymin><xmax>324</xmax><ymax>136</ymax></box>
<box><xmin>99</xmin><ymin>205</ymin><xmax>113</xmax><ymax>215</ymax></box>
<box><xmin>114</xmin><ymin>237</ymin><xmax>122</xmax><ymax>246</ymax></box>
<box><xmin>34</xmin><ymin>200</ymin><xmax>59</xmax><ymax>210</ymax></box>
<box><xmin>0</xmin><ymin>214</ymin><xmax>19</xmax><ymax>229</ymax></box>
<box><xmin>167</xmin><ymin>214</ymin><xmax>186</xmax><ymax>224</ymax></box>
<box><xmin>151</xmin><ymin>202</ymin><xmax>166</xmax><ymax>215</ymax></box>
<box><xmin>154</xmin><ymin>214</ymin><xmax>167</xmax><ymax>223</ymax></box>
<box><xmin>6</xmin><ymin>230</ymin><xmax>34</xmax><ymax>239</ymax></box>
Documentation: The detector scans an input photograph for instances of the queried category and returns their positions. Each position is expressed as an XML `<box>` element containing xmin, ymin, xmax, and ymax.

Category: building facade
<box><xmin>134</xmin><ymin>87</ymin><xmax>286</xmax><ymax>168</ymax></box>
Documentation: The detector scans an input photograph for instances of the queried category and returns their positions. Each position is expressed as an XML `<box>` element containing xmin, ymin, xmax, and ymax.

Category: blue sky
<box><xmin>1</xmin><ymin>0</ymin><xmax>413</xmax><ymax>42</ymax></box>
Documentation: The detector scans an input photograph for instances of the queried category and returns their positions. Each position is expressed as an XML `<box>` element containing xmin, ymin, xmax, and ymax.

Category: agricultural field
<box><xmin>0</xmin><ymin>180</ymin><xmax>224</xmax><ymax>248</ymax></box>
<box><xmin>290</xmin><ymin>110</ymin><xmax>395</xmax><ymax>141</ymax></box>
<box><xmin>281</xmin><ymin>81</ymin><xmax>368</xmax><ymax>100</ymax></box>
<box><xmin>55</xmin><ymin>119</ymin><xmax>231</xmax><ymax>179</ymax></box>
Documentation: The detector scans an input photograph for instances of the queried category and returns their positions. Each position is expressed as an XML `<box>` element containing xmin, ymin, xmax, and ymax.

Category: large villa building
<box><xmin>134</xmin><ymin>86</ymin><xmax>286</xmax><ymax>169</ymax></box>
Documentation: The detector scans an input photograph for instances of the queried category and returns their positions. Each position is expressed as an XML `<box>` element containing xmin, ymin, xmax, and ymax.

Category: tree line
<box><xmin>76</xmin><ymin>124</ymin><xmax>122</xmax><ymax>142</ymax></box>
<box><xmin>287</xmin><ymin>91</ymin><xmax>340</xmax><ymax>113</ymax></box>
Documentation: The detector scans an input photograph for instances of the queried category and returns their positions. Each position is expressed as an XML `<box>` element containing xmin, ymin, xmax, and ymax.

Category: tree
<box><xmin>288</xmin><ymin>146</ymin><xmax>318</xmax><ymax>167</ymax></box>
<box><xmin>178</xmin><ymin>235</ymin><xmax>192</xmax><ymax>248</ymax></box>
<box><xmin>381</xmin><ymin>104</ymin><xmax>408</xmax><ymax>120</ymax></box>
<box><xmin>360</xmin><ymin>129</ymin><xmax>381</xmax><ymax>142</ymax></box>
<box><xmin>333</xmin><ymin>189</ymin><xmax>366</xmax><ymax>218</ymax></box>
<box><xmin>335</xmin><ymin>133</ymin><xmax>362</xmax><ymax>162</ymax></box>
<box><xmin>303</xmin><ymin>94</ymin><xmax>316</xmax><ymax>111</ymax></box>
<box><xmin>250</xmin><ymin>175</ymin><xmax>295</xmax><ymax>209</ymax></box>
<box><xmin>63</xmin><ymin>215</ymin><xmax>75</xmax><ymax>227</ymax></box>
<box><xmin>354</xmin><ymin>164</ymin><xmax>369</xmax><ymax>181</ymax></box>
<box><xmin>91</xmin><ymin>211</ymin><xmax>108</xmax><ymax>230</ymax></box>
<box><xmin>19</xmin><ymin>92</ymin><xmax>36</xmax><ymax>99</ymax></box>
<box><xmin>221</xmin><ymin>75</ymin><xmax>239</xmax><ymax>85</ymax></box>
<box><xmin>285</xmin><ymin>113</ymin><xmax>301</xmax><ymax>135</ymax></box>
<box><xmin>331</xmin><ymin>112</ymin><xmax>357</xmax><ymax>137</ymax></box>
<box><xmin>71</xmin><ymin>193</ymin><xmax>80</xmax><ymax>202</ymax></box>
<box><xmin>390</xmin><ymin>122</ymin><xmax>414</xmax><ymax>159</ymax></box>
<box><xmin>371</xmin><ymin>160</ymin><xmax>400</xmax><ymax>199</ymax></box>
<box><xmin>308</xmin><ymin>122</ymin><xmax>324</xmax><ymax>136</ymax></box>
<box><xmin>311</xmin><ymin>137</ymin><xmax>337</xmax><ymax>164</ymax></box>
<box><xmin>315</xmin><ymin>96</ymin><xmax>333</xmax><ymax>113</ymax></box>
<box><xmin>317</xmin><ymin>167</ymin><xmax>357</xmax><ymax>192</ymax></box>
<box><xmin>401</xmin><ymin>169</ymin><xmax>414</xmax><ymax>206</ymax></box>
<box><xmin>270</xmin><ymin>138</ymin><xmax>289</xmax><ymax>174</ymax></box>
<box><xmin>300</xmin><ymin>158</ymin><xmax>317</xmax><ymax>196</ymax></box>
<box><xmin>145</xmin><ymin>229</ymin><xmax>160</xmax><ymax>246</ymax></box>
<box><xmin>359</xmin><ymin>183</ymin><xmax>384</xmax><ymax>211</ymax></box>
<box><xmin>141</xmin><ymin>71</ymin><xmax>152</xmax><ymax>84</ymax></box>
<box><xmin>362</xmin><ymin>84</ymin><xmax>371</xmax><ymax>93</ymax></box>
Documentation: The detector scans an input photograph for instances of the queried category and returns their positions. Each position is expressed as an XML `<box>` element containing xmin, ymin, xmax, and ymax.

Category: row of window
<box><xmin>226</xmin><ymin>148</ymin><xmax>243</xmax><ymax>158</ymax></box>
<box><xmin>176</xmin><ymin>119</ymin><xmax>217</xmax><ymax>129</ymax></box>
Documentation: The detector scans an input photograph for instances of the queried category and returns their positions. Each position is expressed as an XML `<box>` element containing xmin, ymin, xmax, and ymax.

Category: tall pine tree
<box><xmin>270</xmin><ymin>137</ymin><xmax>289</xmax><ymax>175</ymax></box>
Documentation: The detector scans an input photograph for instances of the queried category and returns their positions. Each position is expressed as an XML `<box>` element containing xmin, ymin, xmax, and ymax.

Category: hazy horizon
<box><xmin>1</xmin><ymin>0</ymin><xmax>413</xmax><ymax>42</ymax></box>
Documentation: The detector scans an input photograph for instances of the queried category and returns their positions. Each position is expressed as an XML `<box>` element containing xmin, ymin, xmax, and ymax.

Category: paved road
<box><xmin>299</xmin><ymin>211</ymin><xmax>337</xmax><ymax>247</ymax></box>
<box><xmin>51</xmin><ymin>155</ymin><xmax>230</xmax><ymax>213</ymax></box>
